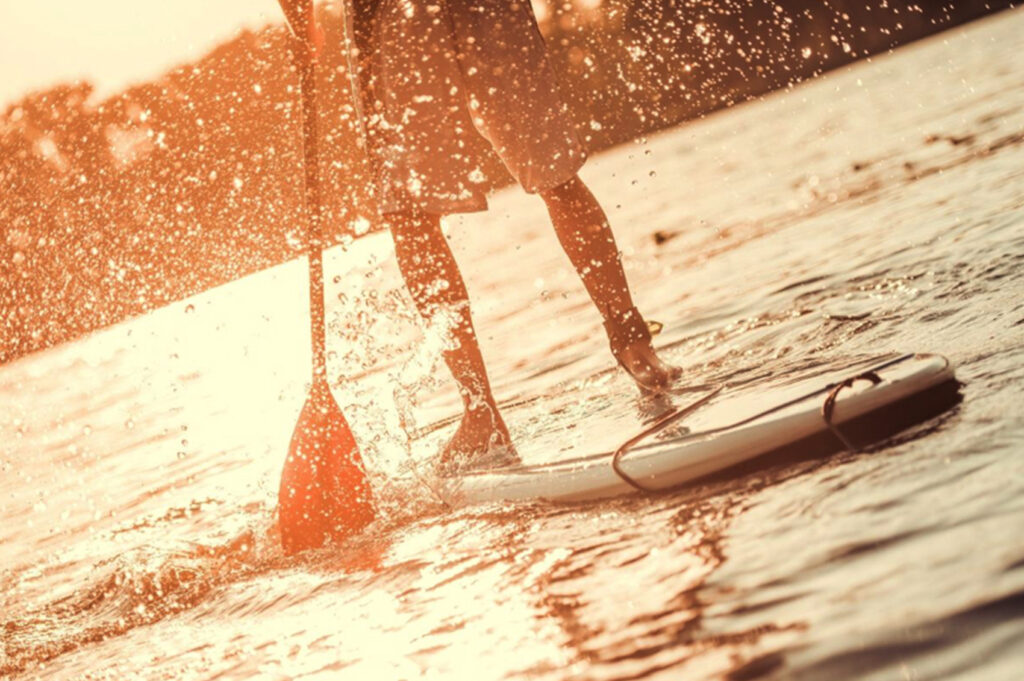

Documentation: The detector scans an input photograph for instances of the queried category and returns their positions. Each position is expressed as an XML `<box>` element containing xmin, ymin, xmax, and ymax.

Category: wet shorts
<box><xmin>367</xmin><ymin>0</ymin><xmax>587</xmax><ymax>215</ymax></box>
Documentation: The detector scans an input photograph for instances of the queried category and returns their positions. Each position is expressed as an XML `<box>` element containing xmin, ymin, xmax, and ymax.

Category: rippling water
<box><xmin>3</xmin><ymin>10</ymin><xmax>1024</xmax><ymax>680</ymax></box>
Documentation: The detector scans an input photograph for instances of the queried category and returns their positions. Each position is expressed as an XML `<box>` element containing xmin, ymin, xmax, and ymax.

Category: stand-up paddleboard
<box><xmin>438</xmin><ymin>353</ymin><xmax>959</xmax><ymax>506</ymax></box>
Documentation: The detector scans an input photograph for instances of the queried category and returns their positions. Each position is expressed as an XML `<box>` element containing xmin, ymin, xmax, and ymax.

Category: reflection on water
<box><xmin>4</xmin><ymin>11</ymin><xmax>1024</xmax><ymax>680</ymax></box>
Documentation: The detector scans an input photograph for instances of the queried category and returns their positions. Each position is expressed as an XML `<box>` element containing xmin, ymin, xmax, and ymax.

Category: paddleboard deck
<box><xmin>438</xmin><ymin>353</ymin><xmax>960</xmax><ymax>506</ymax></box>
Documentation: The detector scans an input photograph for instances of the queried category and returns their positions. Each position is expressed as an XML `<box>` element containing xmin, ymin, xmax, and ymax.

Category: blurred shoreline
<box><xmin>0</xmin><ymin>0</ymin><xmax>1015</xmax><ymax>364</ymax></box>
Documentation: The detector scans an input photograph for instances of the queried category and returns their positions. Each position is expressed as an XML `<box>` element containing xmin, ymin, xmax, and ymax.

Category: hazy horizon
<box><xmin>0</xmin><ymin>0</ymin><xmax>283</xmax><ymax>107</ymax></box>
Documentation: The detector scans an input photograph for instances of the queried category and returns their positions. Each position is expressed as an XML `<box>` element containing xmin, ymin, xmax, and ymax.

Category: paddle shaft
<box><xmin>294</xmin><ymin>47</ymin><xmax>328</xmax><ymax>384</ymax></box>
<box><xmin>276</xmin><ymin>0</ymin><xmax>376</xmax><ymax>556</ymax></box>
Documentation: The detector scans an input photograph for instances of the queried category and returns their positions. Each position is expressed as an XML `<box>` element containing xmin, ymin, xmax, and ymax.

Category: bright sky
<box><xmin>0</xmin><ymin>0</ymin><xmax>285</xmax><ymax>107</ymax></box>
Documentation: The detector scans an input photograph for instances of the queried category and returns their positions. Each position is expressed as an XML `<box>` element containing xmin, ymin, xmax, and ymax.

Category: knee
<box><xmin>388</xmin><ymin>209</ymin><xmax>441</xmax><ymax>250</ymax></box>
<box><xmin>539</xmin><ymin>173</ymin><xmax>581</xmax><ymax>202</ymax></box>
<box><xmin>388</xmin><ymin>209</ymin><xmax>427</xmax><ymax>238</ymax></box>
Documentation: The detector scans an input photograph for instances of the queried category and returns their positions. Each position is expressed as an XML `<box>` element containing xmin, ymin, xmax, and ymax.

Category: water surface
<box><xmin>3</xmin><ymin>11</ymin><xmax>1024</xmax><ymax>680</ymax></box>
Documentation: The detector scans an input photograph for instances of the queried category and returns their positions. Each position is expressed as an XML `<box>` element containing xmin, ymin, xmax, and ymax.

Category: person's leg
<box><xmin>539</xmin><ymin>174</ymin><xmax>681</xmax><ymax>391</ymax></box>
<box><xmin>387</xmin><ymin>208</ymin><xmax>515</xmax><ymax>468</ymax></box>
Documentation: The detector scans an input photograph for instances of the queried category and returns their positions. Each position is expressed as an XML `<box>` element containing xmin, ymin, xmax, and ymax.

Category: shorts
<box><xmin>367</xmin><ymin>0</ymin><xmax>587</xmax><ymax>215</ymax></box>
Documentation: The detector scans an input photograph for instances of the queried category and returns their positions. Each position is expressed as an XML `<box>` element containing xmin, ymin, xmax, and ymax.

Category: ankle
<box><xmin>603</xmin><ymin>306</ymin><xmax>651</xmax><ymax>353</ymax></box>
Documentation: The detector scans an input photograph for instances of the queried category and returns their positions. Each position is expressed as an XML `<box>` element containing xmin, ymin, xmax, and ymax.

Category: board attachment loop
<box><xmin>611</xmin><ymin>386</ymin><xmax>724</xmax><ymax>492</ymax></box>
<box><xmin>611</xmin><ymin>361</ymin><xmax>902</xmax><ymax>493</ymax></box>
<box><xmin>821</xmin><ymin>371</ymin><xmax>883</xmax><ymax>452</ymax></box>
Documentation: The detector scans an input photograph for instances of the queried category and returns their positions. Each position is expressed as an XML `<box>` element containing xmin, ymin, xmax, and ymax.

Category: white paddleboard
<box><xmin>439</xmin><ymin>354</ymin><xmax>958</xmax><ymax>506</ymax></box>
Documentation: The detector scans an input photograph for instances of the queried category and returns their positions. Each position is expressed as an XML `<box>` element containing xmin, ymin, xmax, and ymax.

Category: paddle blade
<box><xmin>278</xmin><ymin>385</ymin><xmax>374</xmax><ymax>554</ymax></box>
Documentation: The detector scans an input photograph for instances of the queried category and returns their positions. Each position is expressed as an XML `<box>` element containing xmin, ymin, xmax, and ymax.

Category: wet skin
<box><xmin>388</xmin><ymin>173</ymin><xmax>680</xmax><ymax>471</ymax></box>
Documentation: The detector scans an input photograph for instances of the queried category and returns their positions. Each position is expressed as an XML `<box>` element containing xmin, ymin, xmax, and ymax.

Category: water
<box><xmin>3</xmin><ymin>10</ymin><xmax>1024</xmax><ymax>680</ymax></box>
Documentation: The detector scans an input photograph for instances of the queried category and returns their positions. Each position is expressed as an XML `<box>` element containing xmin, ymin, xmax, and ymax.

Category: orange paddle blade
<box><xmin>278</xmin><ymin>382</ymin><xmax>374</xmax><ymax>554</ymax></box>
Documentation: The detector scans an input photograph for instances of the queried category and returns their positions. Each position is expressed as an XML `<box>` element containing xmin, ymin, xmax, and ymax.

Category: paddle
<box><xmin>278</xmin><ymin>30</ymin><xmax>374</xmax><ymax>554</ymax></box>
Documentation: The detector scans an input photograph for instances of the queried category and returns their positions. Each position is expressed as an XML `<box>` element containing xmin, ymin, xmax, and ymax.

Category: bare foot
<box><xmin>436</xmin><ymin>405</ymin><xmax>519</xmax><ymax>476</ymax></box>
<box><xmin>614</xmin><ymin>340</ymin><xmax>683</xmax><ymax>393</ymax></box>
